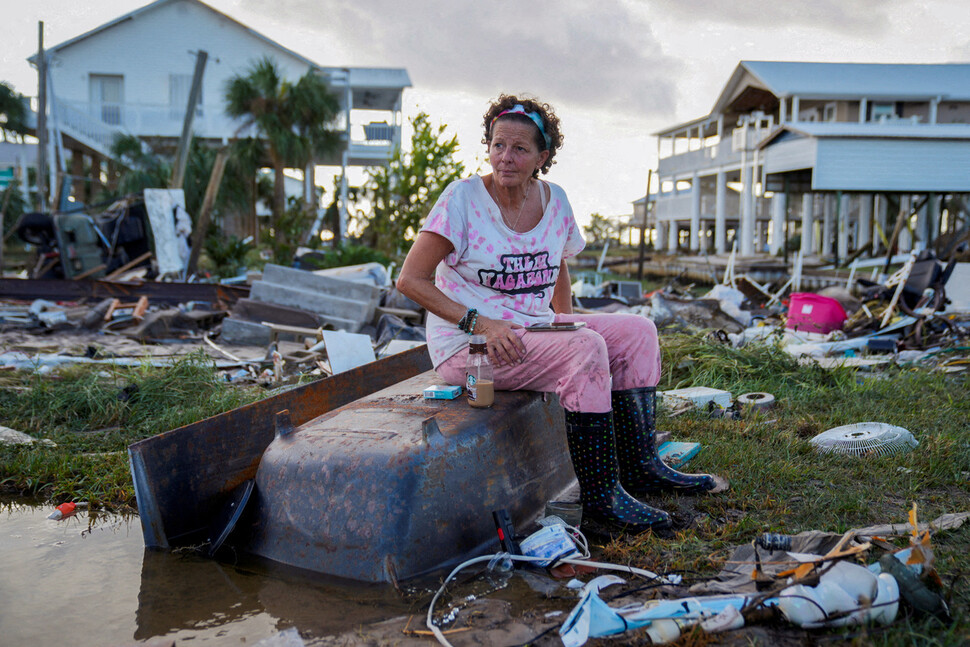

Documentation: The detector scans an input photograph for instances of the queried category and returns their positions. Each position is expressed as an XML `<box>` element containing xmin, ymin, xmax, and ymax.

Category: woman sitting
<box><xmin>397</xmin><ymin>94</ymin><xmax>719</xmax><ymax>534</ymax></box>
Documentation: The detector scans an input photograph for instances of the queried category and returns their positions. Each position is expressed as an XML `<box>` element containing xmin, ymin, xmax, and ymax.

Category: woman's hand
<box><xmin>476</xmin><ymin>316</ymin><xmax>526</xmax><ymax>366</ymax></box>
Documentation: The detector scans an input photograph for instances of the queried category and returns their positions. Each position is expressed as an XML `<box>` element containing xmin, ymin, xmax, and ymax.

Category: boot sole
<box><xmin>581</xmin><ymin>513</ymin><xmax>674</xmax><ymax>539</ymax></box>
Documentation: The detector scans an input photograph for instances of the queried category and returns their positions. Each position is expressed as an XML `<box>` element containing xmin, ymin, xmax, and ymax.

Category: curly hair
<box><xmin>482</xmin><ymin>94</ymin><xmax>563</xmax><ymax>177</ymax></box>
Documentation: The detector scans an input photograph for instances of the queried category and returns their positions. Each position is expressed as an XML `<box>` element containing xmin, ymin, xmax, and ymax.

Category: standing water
<box><xmin>0</xmin><ymin>499</ymin><xmax>418</xmax><ymax>645</ymax></box>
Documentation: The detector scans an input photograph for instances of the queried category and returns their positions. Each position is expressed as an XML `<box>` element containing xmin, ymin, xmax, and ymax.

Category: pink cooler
<box><xmin>786</xmin><ymin>293</ymin><xmax>847</xmax><ymax>334</ymax></box>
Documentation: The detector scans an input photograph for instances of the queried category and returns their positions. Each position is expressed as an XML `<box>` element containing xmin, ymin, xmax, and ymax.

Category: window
<box><xmin>823</xmin><ymin>102</ymin><xmax>838</xmax><ymax>122</ymax></box>
<box><xmin>89</xmin><ymin>74</ymin><xmax>124</xmax><ymax>125</ymax></box>
<box><xmin>169</xmin><ymin>74</ymin><xmax>203</xmax><ymax>120</ymax></box>
<box><xmin>870</xmin><ymin>102</ymin><xmax>895</xmax><ymax>122</ymax></box>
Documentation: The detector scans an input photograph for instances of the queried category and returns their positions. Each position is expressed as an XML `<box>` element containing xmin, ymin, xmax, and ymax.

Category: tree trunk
<box><xmin>273</xmin><ymin>163</ymin><xmax>286</xmax><ymax>236</ymax></box>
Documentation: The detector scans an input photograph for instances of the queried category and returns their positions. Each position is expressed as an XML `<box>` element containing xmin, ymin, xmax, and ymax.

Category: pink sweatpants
<box><xmin>436</xmin><ymin>313</ymin><xmax>661</xmax><ymax>413</ymax></box>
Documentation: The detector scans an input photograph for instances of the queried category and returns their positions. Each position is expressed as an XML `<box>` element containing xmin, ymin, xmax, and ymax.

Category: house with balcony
<box><xmin>650</xmin><ymin>61</ymin><xmax>970</xmax><ymax>261</ymax></box>
<box><xmin>29</xmin><ymin>0</ymin><xmax>410</xmax><ymax>237</ymax></box>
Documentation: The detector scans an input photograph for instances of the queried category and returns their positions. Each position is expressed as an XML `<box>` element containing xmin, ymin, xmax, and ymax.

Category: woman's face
<box><xmin>488</xmin><ymin>119</ymin><xmax>549</xmax><ymax>190</ymax></box>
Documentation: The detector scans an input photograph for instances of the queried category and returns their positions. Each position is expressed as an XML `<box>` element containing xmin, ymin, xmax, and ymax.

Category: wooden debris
<box><xmin>104</xmin><ymin>251</ymin><xmax>153</xmax><ymax>280</ymax></box>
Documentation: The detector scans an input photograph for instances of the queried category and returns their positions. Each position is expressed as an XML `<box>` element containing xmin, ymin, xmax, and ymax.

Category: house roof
<box><xmin>758</xmin><ymin>121</ymin><xmax>970</xmax><ymax>150</ymax></box>
<box><xmin>652</xmin><ymin>113</ymin><xmax>719</xmax><ymax>137</ymax></box>
<box><xmin>320</xmin><ymin>67</ymin><xmax>412</xmax><ymax>110</ymax></box>
<box><xmin>657</xmin><ymin>60</ymin><xmax>970</xmax><ymax>138</ymax></box>
<box><xmin>29</xmin><ymin>0</ymin><xmax>411</xmax><ymax>96</ymax></box>
<box><xmin>713</xmin><ymin>61</ymin><xmax>970</xmax><ymax>113</ymax></box>
<box><xmin>31</xmin><ymin>0</ymin><xmax>315</xmax><ymax>69</ymax></box>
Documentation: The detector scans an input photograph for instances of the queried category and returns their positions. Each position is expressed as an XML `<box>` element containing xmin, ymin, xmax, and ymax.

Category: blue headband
<box><xmin>492</xmin><ymin>104</ymin><xmax>551</xmax><ymax>150</ymax></box>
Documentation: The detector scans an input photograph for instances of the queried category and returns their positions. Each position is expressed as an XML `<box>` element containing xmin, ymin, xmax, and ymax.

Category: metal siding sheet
<box><xmin>763</xmin><ymin>138</ymin><xmax>817</xmax><ymax>174</ymax></box>
<box><xmin>814</xmin><ymin>139</ymin><xmax>970</xmax><ymax>191</ymax></box>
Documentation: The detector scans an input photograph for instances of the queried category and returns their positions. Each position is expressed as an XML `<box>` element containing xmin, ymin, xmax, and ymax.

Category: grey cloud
<box><xmin>243</xmin><ymin>0</ymin><xmax>682</xmax><ymax>119</ymax></box>
<box><xmin>644</xmin><ymin>0</ymin><xmax>895</xmax><ymax>35</ymax></box>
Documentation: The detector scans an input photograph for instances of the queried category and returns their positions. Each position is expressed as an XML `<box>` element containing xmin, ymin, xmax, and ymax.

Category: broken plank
<box><xmin>104</xmin><ymin>251</ymin><xmax>153</xmax><ymax>280</ymax></box>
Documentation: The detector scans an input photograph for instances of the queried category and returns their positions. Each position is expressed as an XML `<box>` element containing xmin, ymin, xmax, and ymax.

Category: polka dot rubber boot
<box><xmin>612</xmin><ymin>386</ymin><xmax>716</xmax><ymax>496</ymax></box>
<box><xmin>563</xmin><ymin>409</ymin><xmax>671</xmax><ymax>534</ymax></box>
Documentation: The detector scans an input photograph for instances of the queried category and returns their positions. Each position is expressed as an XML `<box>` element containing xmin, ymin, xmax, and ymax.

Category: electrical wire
<box><xmin>425</xmin><ymin>553</ymin><xmax>552</xmax><ymax>647</ymax></box>
<box><xmin>425</xmin><ymin>548</ymin><xmax>678</xmax><ymax>647</ymax></box>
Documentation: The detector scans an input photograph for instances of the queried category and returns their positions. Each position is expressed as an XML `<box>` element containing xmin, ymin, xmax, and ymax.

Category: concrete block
<box><xmin>250</xmin><ymin>282</ymin><xmax>365</xmax><ymax>331</ymax></box>
<box><xmin>262</xmin><ymin>264</ymin><xmax>380</xmax><ymax>304</ymax></box>
<box><xmin>253</xmin><ymin>264</ymin><xmax>381</xmax><ymax>329</ymax></box>
<box><xmin>232</xmin><ymin>298</ymin><xmax>322</xmax><ymax>328</ymax></box>
<box><xmin>221</xmin><ymin>318</ymin><xmax>272</xmax><ymax>346</ymax></box>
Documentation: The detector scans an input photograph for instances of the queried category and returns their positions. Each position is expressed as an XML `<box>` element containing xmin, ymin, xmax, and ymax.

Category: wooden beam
<box><xmin>104</xmin><ymin>250</ymin><xmax>153</xmax><ymax>280</ymax></box>
<box><xmin>638</xmin><ymin>169</ymin><xmax>652</xmax><ymax>281</ymax></box>
<box><xmin>72</xmin><ymin>263</ymin><xmax>106</xmax><ymax>281</ymax></box>
<box><xmin>186</xmin><ymin>147</ymin><xmax>229</xmax><ymax>276</ymax></box>
<box><xmin>36</xmin><ymin>22</ymin><xmax>48</xmax><ymax>212</ymax></box>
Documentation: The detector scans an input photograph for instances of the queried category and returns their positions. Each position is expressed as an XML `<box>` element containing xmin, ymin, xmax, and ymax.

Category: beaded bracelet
<box><xmin>457</xmin><ymin>308</ymin><xmax>477</xmax><ymax>334</ymax></box>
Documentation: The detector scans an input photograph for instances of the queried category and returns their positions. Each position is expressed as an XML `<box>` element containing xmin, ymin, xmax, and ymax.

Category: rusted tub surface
<box><xmin>129</xmin><ymin>346</ymin><xmax>434</xmax><ymax>548</ymax></box>
<box><xmin>245</xmin><ymin>370</ymin><xmax>575</xmax><ymax>584</ymax></box>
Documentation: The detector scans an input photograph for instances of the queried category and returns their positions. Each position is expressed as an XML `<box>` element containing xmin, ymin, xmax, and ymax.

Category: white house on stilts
<box><xmin>649</xmin><ymin>61</ymin><xmax>970</xmax><ymax>263</ymax></box>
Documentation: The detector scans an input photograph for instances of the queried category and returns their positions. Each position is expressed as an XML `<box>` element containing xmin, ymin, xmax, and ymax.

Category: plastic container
<box><xmin>786</xmin><ymin>293</ymin><xmax>848</xmax><ymax>334</ymax></box>
<box><xmin>544</xmin><ymin>501</ymin><xmax>583</xmax><ymax>527</ymax></box>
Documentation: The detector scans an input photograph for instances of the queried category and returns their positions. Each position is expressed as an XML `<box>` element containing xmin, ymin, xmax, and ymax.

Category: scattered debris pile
<box><xmin>573</xmin><ymin>250</ymin><xmax>970</xmax><ymax>372</ymax></box>
<box><xmin>0</xmin><ymin>262</ymin><xmax>427</xmax><ymax>384</ymax></box>
<box><xmin>408</xmin><ymin>505</ymin><xmax>966</xmax><ymax>647</ymax></box>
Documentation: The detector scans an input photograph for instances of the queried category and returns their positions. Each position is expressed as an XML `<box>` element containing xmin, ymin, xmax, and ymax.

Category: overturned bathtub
<box><xmin>128</xmin><ymin>346</ymin><xmax>574</xmax><ymax>584</ymax></box>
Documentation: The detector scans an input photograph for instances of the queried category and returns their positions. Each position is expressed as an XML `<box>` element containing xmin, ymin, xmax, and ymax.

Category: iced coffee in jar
<box><xmin>465</xmin><ymin>334</ymin><xmax>494</xmax><ymax>408</ymax></box>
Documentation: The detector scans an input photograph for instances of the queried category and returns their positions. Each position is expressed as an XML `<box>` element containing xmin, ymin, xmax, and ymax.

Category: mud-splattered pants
<box><xmin>435</xmin><ymin>313</ymin><xmax>661</xmax><ymax>413</ymax></box>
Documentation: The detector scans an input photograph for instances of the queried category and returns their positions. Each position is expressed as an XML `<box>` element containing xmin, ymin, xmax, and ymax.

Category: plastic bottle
<box><xmin>48</xmin><ymin>502</ymin><xmax>77</xmax><ymax>520</ymax></box>
<box><xmin>756</xmin><ymin>532</ymin><xmax>793</xmax><ymax>551</ymax></box>
<box><xmin>465</xmin><ymin>335</ymin><xmax>494</xmax><ymax>408</ymax></box>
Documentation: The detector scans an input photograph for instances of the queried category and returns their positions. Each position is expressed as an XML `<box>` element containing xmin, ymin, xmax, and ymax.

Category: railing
<box><xmin>59</xmin><ymin>99</ymin><xmax>251</xmax><ymax>140</ymax></box>
<box><xmin>52</xmin><ymin>99</ymin><xmax>131</xmax><ymax>155</ymax></box>
<box><xmin>653</xmin><ymin>192</ymin><xmax>693</xmax><ymax>222</ymax></box>
<box><xmin>731</xmin><ymin>124</ymin><xmax>773</xmax><ymax>152</ymax></box>
<box><xmin>657</xmin><ymin>142</ymin><xmax>742</xmax><ymax>176</ymax></box>
<box><xmin>363</xmin><ymin>122</ymin><xmax>395</xmax><ymax>141</ymax></box>
<box><xmin>352</xmin><ymin>121</ymin><xmax>401</xmax><ymax>149</ymax></box>
<box><xmin>52</xmin><ymin>99</ymin><xmax>401</xmax><ymax>165</ymax></box>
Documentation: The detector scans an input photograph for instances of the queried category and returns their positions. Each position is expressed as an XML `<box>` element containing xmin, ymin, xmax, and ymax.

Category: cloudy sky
<box><xmin>3</xmin><ymin>0</ymin><xmax>970</xmax><ymax>225</ymax></box>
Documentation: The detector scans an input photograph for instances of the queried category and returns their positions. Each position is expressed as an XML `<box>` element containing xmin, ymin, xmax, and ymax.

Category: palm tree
<box><xmin>0</xmin><ymin>82</ymin><xmax>29</xmax><ymax>143</ymax></box>
<box><xmin>224</xmin><ymin>57</ymin><xmax>340</xmax><ymax>237</ymax></box>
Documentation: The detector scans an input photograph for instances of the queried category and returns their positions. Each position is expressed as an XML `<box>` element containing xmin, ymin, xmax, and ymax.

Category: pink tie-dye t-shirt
<box><xmin>420</xmin><ymin>175</ymin><xmax>585</xmax><ymax>367</ymax></box>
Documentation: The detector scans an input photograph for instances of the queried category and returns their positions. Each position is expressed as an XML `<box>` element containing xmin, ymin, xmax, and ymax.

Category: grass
<box><xmin>1</xmin><ymin>333</ymin><xmax>968</xmax><ymax>644</ymax></box>
<box><xmin>594</xmin><ymin>332</ymin><xmax>970</xmax><ymax>645</ymax></box>
<box><xmin>0</xmin><ymin>351</ymin><xmax>264</xmax><ymax>508</ymax></box>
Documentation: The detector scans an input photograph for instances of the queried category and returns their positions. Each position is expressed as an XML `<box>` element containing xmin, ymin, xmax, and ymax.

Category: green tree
<box><xmin>0</xmin><ymin>82</ymin><xmax>29</xmax><ymax>142</ymax></box>
<box><xmin>107</xmin><ymin>134</ymin><xmax>171</xmax><ymax>199</ymax></box>
<box><xmin>359</xmin><ymin>112</ymin><xmax>465</xmax><ymax>256</ymax></box>
<box><xmin>104</xmin><ymin>135</ymin><xmax>271</xmax><ymax>274</ymax></box>
<box><xmin>224</xmin><ymin>57</ymin><xmax>340</xmax><ymax>239</ymax></box>
<box><xmin>583</xmin><ymin>212</ymin><xmax>618</xmax><ymax>247</ymax></box>
<box><xmin>1</xmin><ymin>180</ymin><xmax>29</xmax><ymax>238</ymax></box>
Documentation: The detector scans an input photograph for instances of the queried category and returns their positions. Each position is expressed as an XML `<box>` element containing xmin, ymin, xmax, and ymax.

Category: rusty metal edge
<box><xmin>128</xmin><ymin>449</ymin><xmax>168</xmax><ymax>548</ymax></box>
<box><xmin>0</xmin><ymin>278</ymin><xmax>249</xmax><ymax>306</ymax></box>
<box><xmin>127</xmin><ymin>345</ymin><xmax>433</xmax><ymax>548</ymax></box>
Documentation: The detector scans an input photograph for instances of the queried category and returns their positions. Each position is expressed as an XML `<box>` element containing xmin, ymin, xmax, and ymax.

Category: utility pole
<box><xmin>637</xmin><ymin>169</ymin><xmax>652</xmax><ymax>280</ymax></box>
<box><xmin>170</xmin><ymin>50</ymin><xmax>208</xmax><ymax>189</ymax></box>
<box><xmin>36</xmin><ymin>21</ymin><xmax>48</xmax><ymax>212</ymax></box>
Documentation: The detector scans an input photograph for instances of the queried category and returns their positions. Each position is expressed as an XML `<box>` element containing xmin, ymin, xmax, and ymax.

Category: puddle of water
<box><xmin>0</xmin><ymin>501</ymin><xmax>418</xmax><ymax>645</ymax></box>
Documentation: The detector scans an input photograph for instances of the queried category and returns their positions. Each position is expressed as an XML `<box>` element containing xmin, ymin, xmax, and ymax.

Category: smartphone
<box><xmin>525</xmin><ymin>322</ymin><xmax>587</xmax><ymax>332</ymax></box>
